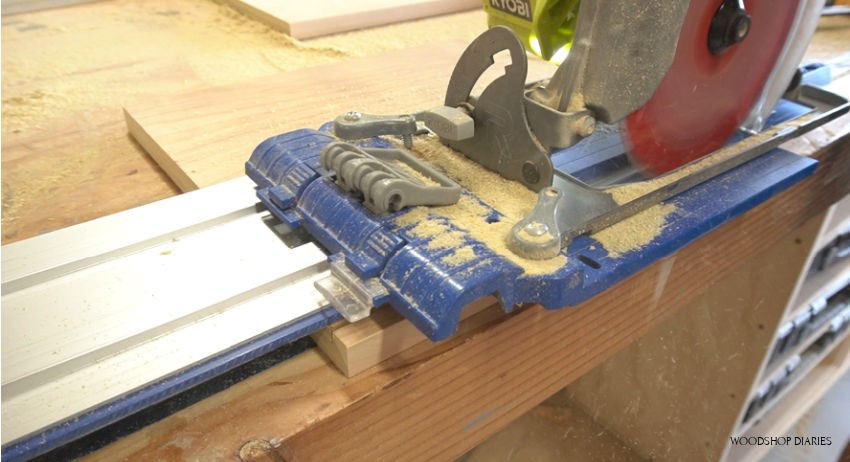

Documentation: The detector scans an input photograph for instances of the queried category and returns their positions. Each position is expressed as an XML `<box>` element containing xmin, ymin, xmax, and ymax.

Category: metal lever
<box><xmin>333</xmin><ymin>112</ymin><xmax>418</xmax><ymax>148</ymax></box>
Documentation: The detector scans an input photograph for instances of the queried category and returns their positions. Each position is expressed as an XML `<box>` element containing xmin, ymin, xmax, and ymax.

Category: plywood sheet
<box><xmin>124</xmin><ymin>41</ymin><xmax>557</xmax><ymax>191</ymax></box>
<box><xmin>222</xmin><ymin>0</ymin><xmax>481</xmax><ymax>39</ymax></box>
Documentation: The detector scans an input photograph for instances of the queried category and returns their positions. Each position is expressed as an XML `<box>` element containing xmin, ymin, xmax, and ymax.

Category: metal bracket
<box><xmin>431</xmin><ymin>26</ymin><xmax>553</xmax><ymax>191</ymax></box>
<box><xmin>333</xmin><ymin>112</ymin><xmax>418</xmax><ymax>148</ymax></box>
<box><xmin>508</xmin><ymin>177</ymin><xmax>618</xmax><ymax>260</ymax></box>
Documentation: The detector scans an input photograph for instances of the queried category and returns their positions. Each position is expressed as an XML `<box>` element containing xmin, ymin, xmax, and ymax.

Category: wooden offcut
<box><xmin>221</xmin><ymin>0</ymin><xmax>481</xmax><ymax>39</ymax></box>
<box><xmin>124</xmin><ymin>41</ymin><xmax>463</xmax><ymax>191</ymax></box>
<box><xmin>312</xmin><ymin>296</ymin><xmax>498</xmax><ymax>377</ymax></box>
<box><xmin>0</xmin><ymin>0</ymin><xmax>101</xmax><ymax>15</ymax></box>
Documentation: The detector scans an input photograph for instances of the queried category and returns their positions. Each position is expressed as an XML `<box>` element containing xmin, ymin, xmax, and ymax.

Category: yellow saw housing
<box><xmin>483</xmin><ymin>0</ymin><xmax>581</xmax><ymax>62</ymax></box>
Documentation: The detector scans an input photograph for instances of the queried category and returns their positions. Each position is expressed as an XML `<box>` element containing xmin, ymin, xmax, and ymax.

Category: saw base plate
<box><xmin>247</xmin><ymin>106</ymin><xmax>818</xmax><ymax>341</ymax></box>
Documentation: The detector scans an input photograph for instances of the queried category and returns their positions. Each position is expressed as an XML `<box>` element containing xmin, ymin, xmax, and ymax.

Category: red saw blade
<box><xmin>623</xmin><ymin>0</ymin><xmax>799</xmax><ymax>175</ymax></box>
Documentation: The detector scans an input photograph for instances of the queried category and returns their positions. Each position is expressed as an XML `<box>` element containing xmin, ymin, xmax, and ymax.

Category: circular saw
<box><xmin>422</xmin><ymin>0</ymin><xmax>845</xmax><ymax>259</ymax></box>
<box><xmin>484</xmin><ymin>0</ymin><xmax>826</xmax><ymax>175</ymax></box>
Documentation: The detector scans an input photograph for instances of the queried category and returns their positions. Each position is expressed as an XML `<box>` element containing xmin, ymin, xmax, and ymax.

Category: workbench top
<box><xmin>1</xmin><ymin>0</ymin><xmax>487</xmax><ymax>243</ymax></box>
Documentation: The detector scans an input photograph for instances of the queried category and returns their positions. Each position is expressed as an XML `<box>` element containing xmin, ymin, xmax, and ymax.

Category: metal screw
<box><xmin>402</xmin><ymin>134</ymin><xmax>413</xmax><ymax>148</ymax></box>
<box><xmin>522</xmin><ymin>161</ymin><xmax>541</xmax><ymax>185</ymax></box>
<box><xmin>343</xmin><ymin>111</ymin><xmax>361</xmax><ymax>122</ymax></box>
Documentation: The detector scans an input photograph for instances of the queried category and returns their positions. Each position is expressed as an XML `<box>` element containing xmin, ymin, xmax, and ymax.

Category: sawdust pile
<box><xmin>391</xmin><ymin>160</ymin><xmax>440</xmax><ymax>187</ymax></box>
<box><xmin>393</xmin><ymin>134</ymin><xmax>682</xmax><ymax>267</ymax></box>
<box><xmin>1</xmin><ymin>0</ymin><xmax>349</xmax><ymax>134</ymax></box>
<box><xmin>394</xmin><ymin>136</ymin><xmax>566</xmax><ymax>275</ymax></box>
<box><xmin>409</xmin><ymin>136</ymin><xmax>538</xmax><ymax>219</ymax></box>
<box><xmin>592</xmin><ymin>203</ymin><xmax>676</xmax><ymax>257</ymax></box>
<box><xmin>595</xmin><ymin>112</ymin><xmax>822</xmax><ymax>256</ymax></box>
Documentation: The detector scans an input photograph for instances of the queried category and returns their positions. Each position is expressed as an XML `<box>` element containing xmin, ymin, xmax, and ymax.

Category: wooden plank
<box><xmin>2</xmin><ymin>0</ymin><xmax>343</xmax><ymax>244</ymax></box>
<box><xmin>123</xmin><ymin>41</ymin><xmax>557</xmax><ymax>191</ymax></box>
<box><xmin>220</xmin><ymin>0</ymin><xmax>480</xmax><ymax>39</ymax></box>
<box><xmin>561</xmin><ymin>211</ymin><xmax>824</xmax><ymax>462</ymax></box>
<box><xmin>312</xmin><ymin>296</ymin><xmax>496</xmax><ymax>377</ymax></box>
<box><xmin>86</xmin><ymin>130</ymin><xmax>850</xmax><ymax>461</ymax></box>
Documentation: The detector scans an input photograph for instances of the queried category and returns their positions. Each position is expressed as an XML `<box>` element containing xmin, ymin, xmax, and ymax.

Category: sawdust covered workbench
<box><xmin>3</xmin><ymin>2</ymin><xmax>850</xmax><ymax>461</ymax></box>
<box><xmin>0</xmin><ymin>0</ymin><xmax>486</xmax><ymax>243</ymax></box>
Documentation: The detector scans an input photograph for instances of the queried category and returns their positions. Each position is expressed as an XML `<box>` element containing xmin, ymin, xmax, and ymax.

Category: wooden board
<box><xmin>85</xmin><ymin>132</ymin><xmax>850</xmax><ymax>461</ymax></box>
<box><xmin>465</xmin><ymin>399</ymin><xmax>644</xmax><ymax>462</ymax></box>
<box><xmin>124</xmin><ymin>41</ymin><xmax>557</xmax><ymax>191</ymax></box>
<box><xmin>312</xmin><ymin>296</ymin><xmax>497</xmax><ymax>377</ymax></box>
<box><xmin>124</xmin><ymin>41</ymin><xmax>461</xmax><ymax>191</ymax></box>
<box><xmin>221</xmin><ymin>0</ymin><xmax>480</xmax><ymax>39</ymax></box>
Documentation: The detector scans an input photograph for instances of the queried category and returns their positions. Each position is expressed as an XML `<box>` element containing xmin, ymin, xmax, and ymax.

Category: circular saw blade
<box><xmin>622</xmin><ymin>0</ymin><xmax>800</xmax><ymax>176</ymax></box>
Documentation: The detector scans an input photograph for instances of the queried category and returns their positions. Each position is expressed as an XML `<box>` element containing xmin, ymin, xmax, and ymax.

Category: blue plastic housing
<box><xmin>246</xmin><ymin>120</ymin><xmax>817</xmax><ymax>341</ymax></box>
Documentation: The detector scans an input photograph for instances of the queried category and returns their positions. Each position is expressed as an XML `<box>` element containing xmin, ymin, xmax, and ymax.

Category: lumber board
<box><xmin>86</xmin><ymin>128</ymin><xmax>850</xmax><ymax>461</ymax></box>
<box><xmin>312</xmin><ymin>296</ymin><xmax>496</xmax><ymax>377</ymax></box>
<box><xmin>220</xmin><ymin>0</ymin><xmax>481</xmax><ymax>39</ymax></box>
<box><xmin>123</xmin><ymin>41</ymin><xmax>557</xmax><ymax>191</ymax></box>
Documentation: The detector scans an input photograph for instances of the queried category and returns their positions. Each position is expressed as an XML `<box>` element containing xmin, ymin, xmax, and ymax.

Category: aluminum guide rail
<box><xmin>1</xmin><ymin>177</ymin><xmax>331</xmax><ymax>455</ymax></box>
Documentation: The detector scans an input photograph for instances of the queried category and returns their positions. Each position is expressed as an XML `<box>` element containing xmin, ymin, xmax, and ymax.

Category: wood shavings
<box><xmin>394</xmin><ymin>137</ymin><xmax>566</xmax><ymax>275</ymax></box>
<box><xmin>599</xmin><ymin>111</ymin><xmax>816</xmax><ymax>254</ymax></box>
<box><xmin>592</xmin><ymin>203</ymin><xmax>676</xmax><ymax>257</ymax></box>
<box><xmin>442</xmin><ymin>246</ymin><xmax>477</xmax><ymax>266</ymax></box>
<box><xmin>405</xmin><ymin>135</ymin><xmax>537</xmax><ymax>220</ymax></box>
<box><xmin>391</xmin><ymin>160</ymin><xmax>439</xmax><ymax>187</ymax></box>
<box><xmin>607</xmin><ymin>112</ymin><xmax>817</xmax><ymax>205</ymax></box>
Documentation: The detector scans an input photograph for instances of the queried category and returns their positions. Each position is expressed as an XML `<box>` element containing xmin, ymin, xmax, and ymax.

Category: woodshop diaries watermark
<box><xmin>729</xmin><ymin>436</ymin><xmax>833</xmax><ymax>447</ymax></box>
